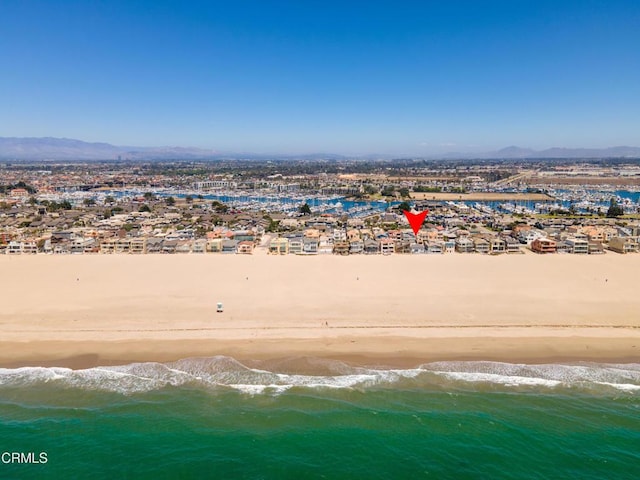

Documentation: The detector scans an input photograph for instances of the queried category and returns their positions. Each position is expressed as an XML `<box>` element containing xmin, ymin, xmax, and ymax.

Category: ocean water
<box><xmin>1</xmin><ymin>357</ymin><xmax>639</xmax><ymax>479</ymax></box>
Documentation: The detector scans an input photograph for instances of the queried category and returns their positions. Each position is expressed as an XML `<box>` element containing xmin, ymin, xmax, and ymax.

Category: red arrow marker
<box><xmin>403</xmin><ymin>209</ymin><xmax>429</xmax><ymax>235</ymax></box>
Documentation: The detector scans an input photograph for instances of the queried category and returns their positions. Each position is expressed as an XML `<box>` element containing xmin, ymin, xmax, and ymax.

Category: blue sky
<box><xmin>1</xmin><ymin>0</ymin><xmax>639</xmax><ymax>155</ymax></box>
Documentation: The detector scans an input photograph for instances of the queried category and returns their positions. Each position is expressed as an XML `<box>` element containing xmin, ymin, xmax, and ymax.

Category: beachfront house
<box><xmin>318</xmin><ymin>238</ymin><xmax>333</xmax><ymax>255</ymax></box>
<box><xmin>53</xmin><ymin>243</ymin><xmax>71</xmax><ymax>254</ymax></box>
<box><xmin>565</xmin><ymin>238</ymin><xmax>588</xmax><ymax>254</ymax></box>
<box><xmin>269</xmin><ymin>237</ymin><xmax>289</xmax><ymax>255</ymax></box>
<box><xmin>129</xmin><ymin>238</ymin><xmax>145</xmax><ymax>254</ymax></box>
<box><xmin>489</xmin><ymin>238</ymin><xmax>506</xmax><ymax>254</ymax></box>
<box><xmin>349</xmin><ymin>239</ymin><xmax>364</xmax><ymax>254</ymax></box>
<box><xmin>473</xmin><ymin>238</ymin><xmax>490</xmax><ymax>254</ymax></box>
<box><xmin>237</xmin><ymin>241</ymin><xmax>254</xmax><ymax>254</ymax></box>
<box><xmin>175</xmin><ymin>240</ymin><xmax>193</xmax><ymax>254</ymax></box>
<box><xmin>333</xmin><ymin>240</ymin><xmax>350</xmax><ymax>255</ymax></box>
<box><xmin>531</xmin><ymin>238</ymin><xmax>557</xmax><ymax>254</ymax></box>
<box><xmin>503</xmin><ymin>236</ymin><xmax>521</xmax><ymax>254</ymax></box>
<box><xmin>426</xmin><ymin>240</ymin><xmax>444</xmax><ymax>254</ymax></box>
<box><xmin>395</xmin><ymin>239</ymin><xmax>411</xmax><ymax>254</ymax></box>
<box><xmin>288</xmin><ymin>238</ymin><xmax>304</xmax><ymax>255</ymax></box>
<box><xmin>416</xmin><ymin>230</ymin><xmax>430</xmax><ymax>245</ymax></box>
<box><xmin>116</xmin><ymin>238</ymin><xmax>132</xmax><ymax>253</ymax></box>
<box><xmin>145</xmin><ymin>238</ymin><xmax>163</xmax><ymax>253</ymax></box>
<box><xmin>7</xmin><ymin>241</ymin><xmax>24</xmax><ymax>254</ymax></box>
<box><xmin>192</xmin><ymin>239</ymin><xmax>207</xmax><ymax>254</ymax></box>
<box><xmin>588</xmin><ymin>242</ymin><xmax>605</xmax><ymax>255</ymax></box>
<box><xmin>100</xmin><ymin>238</ymin><xmax>117</xmax><ymax>254</ymax></box>
<box><xmin>69</xmin><ymin>240</ymin><xmax>83</xmax><ymax>255</ymax></box>
<box><xmin>410</xmin><ymin>243</ymin><xmax>425</xmax><ymax>254</ymax></box>
<box><xmin>380</xmin><ymin>238</ymin><xmax>395</xmax><ymax>255</ymax></box>
<box><xmin>222</xmin><ymin>239</ymin><xmax>238</xmax><ymax>254</ymax></box>
<box><xmin>364</xmin><ymin>239</ymin><xmax>379</xmax><ymax>254</ymax></box>
<box><xmin>162</xmin><ymin>240</ymin><xmax>178</xmax><ymax>254</ymax></box>
<box><xmin>455</xmin><ymin>237</ymin><xmax>474</xmax><ymax>253</ymax></box>
<box><xmin>443</xmin><ymin>240</ymin><xmax>455</xmax><ymax>254</ymax></box>
<box><xmin>608</xmin><ymin>236</ymin><xmax>638</xmax><ymax>254</ymax></box>
<box><xmin>21</xmin><ymin>241</ymin><xmax>38</xmax><ymax>254</ymax></box>
<box><xmin>210</xmin><ymin>238</ymin><xmax>226</xmax><ymax>253</ymax></box>
<box><xmin>71</xmin><ymin>237</ymin><xmax>96</xmax><ymax>254</ymax></box>
<box><xmin>302</xmin><ymin>238</ymin><xmax>319</xmax><ymax>254</ymax></box>
<box><xmin>41</xmin><ymin>239</ymin><xmax>52</xmax><ymax>254</ymax></box>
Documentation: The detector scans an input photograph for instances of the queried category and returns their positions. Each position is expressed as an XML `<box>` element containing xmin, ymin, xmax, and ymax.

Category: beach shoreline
<box><xmin>1</xmin><ymin>334</ymin><xmax>639</xmax><ymax>370</ymax></box>
<box><xmin>1</xmin><ymin>254</ymin><xmax>639</xmax><ymax>368</ymax></box>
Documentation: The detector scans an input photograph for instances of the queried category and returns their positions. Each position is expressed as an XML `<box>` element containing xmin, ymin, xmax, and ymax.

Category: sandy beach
<box><xmin>1</xmin><ymin>253</ymin><xmax>639</xmax><ymax>368</ymax></box>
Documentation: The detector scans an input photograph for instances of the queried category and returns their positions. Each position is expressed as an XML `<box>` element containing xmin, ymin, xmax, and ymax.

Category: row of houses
<box><xmin>4</xmin><ymin>229</ymin><xmax>638</xmax><ymax>256</ymax></box>
<box><xmin>0</xmin><ymin>222</ymin><xmax>263</xmax><ymax>255</ymax></box>
<box><xmin>530</xmin><ymin>236</ymin><xmax>639</xmax><ymax>254</ymax></box>
<box><xmin>267</xmin><ymin>235</ymin><xmax>524</xmax><ymax>255</ymax></box>
<box><xmin>1</xmin><ymin>237</ymin><xmax>258</xmax><ymax>255</ymax></box>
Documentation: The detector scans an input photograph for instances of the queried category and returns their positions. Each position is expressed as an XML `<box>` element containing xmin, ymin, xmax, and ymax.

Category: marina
<box><xmin>36</xmin><ymin>186</ymin><xmax>640</xmax><ymax>218</ymax></box>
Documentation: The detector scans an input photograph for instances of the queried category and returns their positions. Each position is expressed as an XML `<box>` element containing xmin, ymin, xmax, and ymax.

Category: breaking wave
<box><xmin>1</xmin><ymin>357</ymin><xmax>639</xmax><ymax>395</ymax></box>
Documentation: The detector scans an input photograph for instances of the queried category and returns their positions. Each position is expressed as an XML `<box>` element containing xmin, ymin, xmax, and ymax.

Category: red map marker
<box><xmin>403</xmin><ymin>209</ymin><xmax>429</xmax><ymax>235</ymax></box>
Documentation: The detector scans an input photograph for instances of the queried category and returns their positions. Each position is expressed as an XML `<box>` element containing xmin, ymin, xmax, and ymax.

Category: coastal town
<box><xmin>4</xmin><ymin>3</ymin><xmax>640</xmax><ymax>478</ymax></box>
<box><xmin>1</xmin><ymin>158</ymin><xmax>639</xmax><ymax>256</ymax></box>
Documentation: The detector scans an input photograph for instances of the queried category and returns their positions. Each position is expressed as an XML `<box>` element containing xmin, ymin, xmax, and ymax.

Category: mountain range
<box><xmin>482</xmin><ymin>145</ymin><xmax>640</xmax><ymax>159</ymax></box>
<box><xmin>0</xmin><ymin>137</ymin><xmax>218</xmax><ymax>161</ymax></box>
<box><xmin>1</xmin><ymin>137</ymin><xmax>640</xmax><ymax>161</ymax></box>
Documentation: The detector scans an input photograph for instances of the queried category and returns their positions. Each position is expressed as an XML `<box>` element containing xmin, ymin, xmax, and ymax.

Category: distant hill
<box><xmin>0</xmin><ymin>137</ymin><xmax>218</xmax><ymax>160</ymax></box>
<box><xmin>482</xmin><ymin>145</ymin><xmax>640</xmax><ymax>159</ymax></box>
<box><xmin>534</xmin><ymin>146</ymin><xmax>640</xmax><ymax>158</ymax></box>
<box><xmin>0</xmin><ymin>137</ymin><xmax>352</xmax><ymax>161</ymax></box>
<box><xmin>435</xmin><ymin>145</ymin><xmax>640</xmax><ymax>160</ymax></box>
<box><xmin>1</xmin><ymin>136</ymin><xmax>640</xmax><ymax>161</ymax></box>
<box><xmin>493</xmin><ymin>146</ymin><xmax>537</xmax><ymax>158</ymax></box>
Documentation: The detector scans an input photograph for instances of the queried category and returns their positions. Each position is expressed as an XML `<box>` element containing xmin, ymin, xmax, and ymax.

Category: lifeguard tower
<box><xmin>216</xmin><ymin>302</ymin><xmax>224</xmax><ymax>313</ymax></box>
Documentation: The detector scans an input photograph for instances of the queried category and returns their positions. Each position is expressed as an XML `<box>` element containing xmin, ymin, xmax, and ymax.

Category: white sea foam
<box><xmin>421</xmin><ymin>361</ymin><xmax>640</xmax><ymax>389</ymax></box>
<box><xmin>433</xmin><ymin>371</ymin><xmax>562</xmax><ymax>388</ymax></box>
<box><xmin>229</xmin><ymin>384</ymin><xmax>292</xmax><ymax>395</ymax></box>
<box><xmin>0</xmin><ymin>358</ymin><xmax>639</xmax><ymax>395</ymax></box>
<box><xmin>595</xmin><ymin>382</ymin><xmax>640</xmax><ymax>392</ymax></box>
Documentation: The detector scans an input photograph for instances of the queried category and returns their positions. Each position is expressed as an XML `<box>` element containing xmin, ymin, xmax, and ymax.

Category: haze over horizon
<box><xmin>2</xmin><ymin>1</ymin><xmax>639</xmax><ymax>155</ymax></box>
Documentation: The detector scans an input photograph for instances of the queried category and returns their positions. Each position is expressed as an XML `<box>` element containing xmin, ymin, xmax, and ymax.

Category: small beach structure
<box><xmin>216</xmin><ymin>302</ymin><xmax>224</xmax><ymax>313</ymax></box>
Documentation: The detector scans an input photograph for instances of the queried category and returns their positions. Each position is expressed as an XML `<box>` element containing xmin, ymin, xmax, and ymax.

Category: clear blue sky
<box><xmin>1</xmin><ymin>0</ymin><xmax>639</xmax><ymax>155</ymax></box>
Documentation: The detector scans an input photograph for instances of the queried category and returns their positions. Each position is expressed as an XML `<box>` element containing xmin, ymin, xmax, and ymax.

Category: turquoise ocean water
<box><xmin>1</xmin><ymin>357</ymin><xmax>639</xmax><ymax>479</ymax></box>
